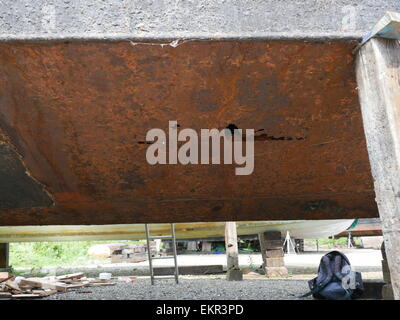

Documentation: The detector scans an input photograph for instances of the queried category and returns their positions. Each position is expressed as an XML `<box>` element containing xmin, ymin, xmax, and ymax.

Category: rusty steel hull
<box><xmin>0</xmin><ymin>40</ymin><xmax>378</xmax><ymax>226</ymax></box>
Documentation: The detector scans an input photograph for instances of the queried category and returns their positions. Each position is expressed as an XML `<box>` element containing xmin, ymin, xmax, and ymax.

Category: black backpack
<box><xmin>301</xmin><ymin>251</ymin><xmax>364</xmax><ymax>300</ymax></box>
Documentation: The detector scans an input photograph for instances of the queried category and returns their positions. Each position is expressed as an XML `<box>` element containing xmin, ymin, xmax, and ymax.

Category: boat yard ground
<box><xmin>43</xmin><ymin>276</ymin><xmax>313</xmax><ymax>300</ymax></box>
<box><xmin>11</xmin><ymin>248</ymin><xmax>383</xmax><ymax>300</ymax></box>
<box><xmin>13</xmin><ymin>248</ymin><xmax>383</xmax><ymax>280</ymax></box>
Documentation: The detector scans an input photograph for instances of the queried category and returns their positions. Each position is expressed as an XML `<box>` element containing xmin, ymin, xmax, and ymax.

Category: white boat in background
<box><xmin>0</xmin><ymin>219</ymin><xmax>355</xmax><ymax>242</ymax></box>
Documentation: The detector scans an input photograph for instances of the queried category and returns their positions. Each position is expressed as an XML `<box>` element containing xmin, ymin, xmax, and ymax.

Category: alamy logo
<box><xmin>341</xmin><ymin>265</ymin><xmax>357</xmax><ymax>290</ymax></box>
<box><xmin>145</xmin><ymin>121</ymin><xmax>254</xmax><ymax>175</ymax></box>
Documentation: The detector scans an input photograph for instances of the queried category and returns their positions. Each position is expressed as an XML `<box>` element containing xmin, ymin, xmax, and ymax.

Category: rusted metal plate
<box><xmin>0</xmin><ymin>40</ymin><xmax>378</xmax><ymax>226</ymax></box>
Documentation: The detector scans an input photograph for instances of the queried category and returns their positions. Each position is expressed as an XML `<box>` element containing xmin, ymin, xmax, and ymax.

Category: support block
<box><xmin>265</xmin><ymin>257</ymin><xmax>285</xmax><ymax>267</ymax></box>
<box><xmin>266</xmin><ymin>249</ymin><xmax>284</xmax><ymax>258</ymax></box>
<box><xmin>382</xmin><ymin>284</ymin><xmax>395</xmax><ymax>300</ymax></box>
<box><xmin>202</xmin><ymin>242</ymin><xmax>212</xmax><ymax>252</ymax></box>
<box><xmin>382</xmin><ymin>260</ymin><xmax>391</xmax><ymax>283</ymax></box>
<box><xmin>262</xmin><ymin>231</ymin><xmax>282</xmax><ymax>240</ymax></box>
<box><xmin>265</xmin><ymin>267</ymin><xmax>288</xmax><ymax>277</ymax></box>
<box><xmin>258</xmin><ymin>231</ymin><xmax>287</xmax><ymax>277</ymax></box>
<box><xmin>264</xmin><ymin>240</ymin><xmax>284</xmax><ymax>250</ymax></box>
<box><xmin>226</xmin><ymin>269</ymin><xmax>243</xmax><ymax>281</ymax></box>
<box><xmin>362</xmin><ymin>281</ymin><xmax>384</xmax><ymax>299</ymax></box>
<box><xmin>259</xmin><ymin>231</ymin><xmax>281</xmax><ymax>244</ymax></box>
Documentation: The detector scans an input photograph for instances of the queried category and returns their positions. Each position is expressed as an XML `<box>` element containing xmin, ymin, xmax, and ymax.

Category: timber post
<box><xmin>356</xmin><ymin>12</ymin><xmax>400</xmax><ymax>299</ymax></box>
<box><xmin>225</xmin><ymin>222</ymin><xmax>243</xmax><ymax>281</ymax></box>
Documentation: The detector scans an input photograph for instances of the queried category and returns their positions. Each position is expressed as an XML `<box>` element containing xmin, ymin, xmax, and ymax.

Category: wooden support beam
<box><xmin>356</xmin><ymin>37</ymin><xmax>400</xmax><ymax>300</ymax></box>
<box><xmin>0</xmin><ymin>243</ymin><xmax>9</xmax><ymax>270</ymax></box>
<box><xmin>224</xmin><ymin>222</ymin><xmax>242</xmax><ymax>281</ymax></box>
<box><xmin>362</xmin><ymin>12</ymin><xmax>400</xmax><ymax>43</ymax></box>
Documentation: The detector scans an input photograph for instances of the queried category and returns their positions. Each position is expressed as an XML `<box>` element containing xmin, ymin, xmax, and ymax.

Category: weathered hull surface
<box><xmin>0</xmin><ymin>219</ymin><xmax>354</xmax><ymax>243</ymax></box>
<box><xmin>0</xmin><ymin>40</ymin><xmax>378</xmax><ymax>226</ymax></box>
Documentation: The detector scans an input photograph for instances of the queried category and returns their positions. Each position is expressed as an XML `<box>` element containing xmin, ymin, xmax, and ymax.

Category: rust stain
<box><xmin>0</xmin><ymin>40</ymin><xmax>378</xmax><ymax>226</ymax></box>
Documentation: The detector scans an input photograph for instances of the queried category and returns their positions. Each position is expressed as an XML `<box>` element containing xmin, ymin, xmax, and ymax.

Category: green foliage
<box><xmin>304</xmin><ymin>237</ymin><xmax>362</xmax><ymax>248</ymax></box>
<box><xmin>9</xmin><ymin>240</ymin><xmax>144</xmax><ymax>268</ymax></box>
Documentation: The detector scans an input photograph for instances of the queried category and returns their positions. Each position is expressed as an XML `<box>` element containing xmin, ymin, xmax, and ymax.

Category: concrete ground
<box><xmin>16</xmin><ymin>248</ymin><xmax>383</xmax><ymax>281</ymax></box>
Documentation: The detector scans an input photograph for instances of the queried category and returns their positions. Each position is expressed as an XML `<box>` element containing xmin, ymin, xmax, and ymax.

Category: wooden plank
<box><xmin>44</xmin><ymin>282</ymin><xmax>69</xmax><ymax>292</ymax></box>
<box><xmin>5</xmin><ymin>280</ymin><xmax>20</xmax><ymax>292</ymax></box>
<box><xmin>87</xmin><ymin>282</ymin><xmax>116</xmax><ymax>287</ymax></box>
<box><xmin>65</xmin><ymin>280</ymin><xmax>90</xmax><ymax>289</ymax></box>
<box><xmin>356</xmin><ymin>37</ymin><xmax>400</xmax><ymax>300</ymax></box>
<box><xmin>0</xmin><ymin>292</ymin><xmax>12</xmax><ymax>298</ymax></box>
<box><xmin>32</xmin><ymin>289</ymin><xmax>57</xmax><ymax>297</ymax></box>
<box><xmin>20</xmin><ymin>278</ymin><xmax>68</xmax><ymax>292</ymax></box>
<box><xmin>19</xmin><ymin>279</ymin><xmax>43</xmax><ymax>289</ymax></box>
<box><xmin>56</xmin><ymin>272</ymin><xmax>84</xmax><ymax>280</ymax></box>
<box><xmin>0</xmin><ymin>276</ymin><xmax>13</xmax><ymax>284</ymax></box>
<box><xmin>0</xmin><ymin>271</ymin><xmax>9</xmax><ymax>280</ymax></box>
<box><xmin>11</xmin><ymin>294</ymin><xmax>40</xmax><ymax>299</ymax></box>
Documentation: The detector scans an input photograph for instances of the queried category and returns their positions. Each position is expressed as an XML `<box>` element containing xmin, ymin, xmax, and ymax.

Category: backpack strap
<box><xmin>299</xmin><ymin>288</ymin><xmax>314</xmax><ymax>298</ymax></box>
<box><xmin>299</xmin><ymin>256</ymin><xmax>333</xmax><ymax>298</ymax></box>
<box><xmin>299</xmin><ymin>274</ymin><xmax>334</xmax><ymax>298</ymax></box>
<box><xmin>333</xmin><ymin>254</ymin><xmax>345</xmax><ymax>281</ymax></box>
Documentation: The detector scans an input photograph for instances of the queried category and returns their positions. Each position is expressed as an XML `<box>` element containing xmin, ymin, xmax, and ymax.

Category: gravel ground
<box><xmin>43</xmin><ymin>276</ymin><xmax>312</xmax><ymax>300</ymax></box>
<box><xmin>16</xmin><ymin>249</ymin><xmax>383</xmax><ymax>278</ymax></box>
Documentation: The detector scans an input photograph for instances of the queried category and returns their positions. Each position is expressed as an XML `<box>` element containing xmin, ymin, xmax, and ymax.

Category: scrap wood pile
<box><xmin>111</xmin><ymin>242</ymin><xmax>156</xmax><ymax>263</ymax></box>
<box><xmin>88</xmin><ymin>242</ymin><xmax>158</xmax><ymax>264</ymax></box>
<box><xmin>0</xmin><ymin>272</ymin><xmax>118</xmax><ymax>299</ymax></box>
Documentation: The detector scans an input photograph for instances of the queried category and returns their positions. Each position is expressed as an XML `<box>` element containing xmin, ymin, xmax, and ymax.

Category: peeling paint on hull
<box><xmin>0</xmin><ymin>40</ymin><xmax>378</xmax><ymax>226</ymax></box>
<box><xmin>0</xmin><ymin>129</ymin><xmax>53</xmax><ymax>210</ymax></box>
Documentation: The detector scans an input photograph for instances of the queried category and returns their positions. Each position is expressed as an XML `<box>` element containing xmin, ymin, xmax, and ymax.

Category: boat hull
<box><xmin>0</xmin><ymin>219</ymin><xmax>355</xmax><ymax>242</ymax></box>
<box><xmin>0</xmin><ymin>40</ymin><xmax>377</xmax><ymax>226</ymax></box>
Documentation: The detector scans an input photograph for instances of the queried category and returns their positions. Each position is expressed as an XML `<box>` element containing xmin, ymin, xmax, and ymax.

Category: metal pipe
<box><xmin>144</xmin><ymin>224</ymin><xmax>154</xmax><ymax>285</ymax></box>
<box><xmin>171</xmin><ymin>223</ymin><xmax>179</xmax><ymax>284</ymax></box>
